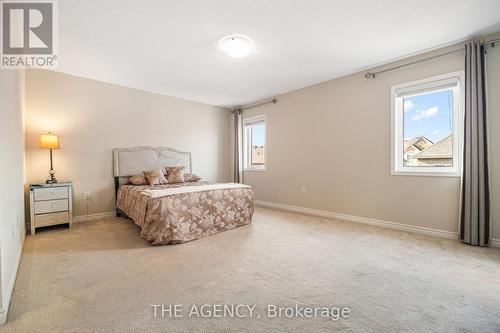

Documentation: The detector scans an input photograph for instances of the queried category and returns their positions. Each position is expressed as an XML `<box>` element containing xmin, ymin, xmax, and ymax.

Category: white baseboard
<box><xmin>72</xmin><ymin>211</ymin><xmax>116</xmax><ymax>223</ymax></box>
<box><xmin>491</xmin><ymin>239</ymin><xmax>500</xmax><ymax>249</ymax></box>
<box><xmin>255</xmin><ymin>200</ymin><xmax>459</xmax><ymax>240</ymax></box>
<box><xmin>0</xmin><ymin>232</ymin><xmax>25</xmax><ymax>325</ymax></box>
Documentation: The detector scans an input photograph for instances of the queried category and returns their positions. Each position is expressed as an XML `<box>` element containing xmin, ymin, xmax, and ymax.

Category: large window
<box><xmin>391</xmin><ymin>71</ymin><xmax>463</xmax><ymax>176</ymax></box>
<box><xmin>243</xmin><ymin>115</ymin><xmax>266</xmax><ymax>171</ymax></box>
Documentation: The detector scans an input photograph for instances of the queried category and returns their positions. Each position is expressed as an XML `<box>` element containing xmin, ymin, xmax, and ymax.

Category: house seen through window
<box><xmin>243</xmin><ymin>115</ymin><xmax>266</xmax><ymax>171</ymax></box>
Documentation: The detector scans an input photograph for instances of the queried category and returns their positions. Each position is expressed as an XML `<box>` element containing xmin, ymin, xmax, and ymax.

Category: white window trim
<box><xmin>390</xmin><ymin>71</ymin><xmax>464</xmax><ymax>177</ymax></box>
<box><xmin>243</xmin><ymin>114</ymin><xmax>266</xmax><ymax>172</ymax></box>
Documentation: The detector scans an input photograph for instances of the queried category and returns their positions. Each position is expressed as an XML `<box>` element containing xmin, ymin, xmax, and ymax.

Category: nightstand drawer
<box><xmin>34</xmin><ymin>187</ymin><xmax>69</xmax><ymax>201</ymax></box>
<box><xmin>34</xmin><ymin>211</ymin><xmax>69</xmax><ymax>228</ymax></box>
<box><xmin>34</xmin><ymin>199</ymin><xmax>69</xmax><ymax>214</ymax></box>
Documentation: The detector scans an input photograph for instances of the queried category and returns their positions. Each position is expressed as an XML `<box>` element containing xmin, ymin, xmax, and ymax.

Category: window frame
<box><xmin>243</xmin><ymin>114</ymin><xmax>267</xmax><ymax>172</ymax></box>
<box><xmin>390</xmin><ymin>71</ymin><xmax>464</xmax><ymax>177</ymax></box>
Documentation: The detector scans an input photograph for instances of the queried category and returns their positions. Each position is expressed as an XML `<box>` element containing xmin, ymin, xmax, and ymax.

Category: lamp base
<box><xmin>46</xmin><ymin>169</ymin><xmax>57</xmax><ymax>184</ymax></box>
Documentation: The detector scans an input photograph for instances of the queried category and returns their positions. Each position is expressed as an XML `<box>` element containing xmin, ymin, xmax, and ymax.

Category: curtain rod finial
<box><xmin>365</xmin><ymin>72</ymin><xmax>375</xmax><ymax>79</ymax></box>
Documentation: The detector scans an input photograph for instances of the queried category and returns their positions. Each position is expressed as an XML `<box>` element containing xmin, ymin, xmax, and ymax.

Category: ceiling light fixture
<box><xmin>219</xmin><ymin>35</ymin><xmax>254</xmax><ymax>58</ymax></box>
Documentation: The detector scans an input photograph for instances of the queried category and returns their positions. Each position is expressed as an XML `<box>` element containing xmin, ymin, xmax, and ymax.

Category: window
<box><xmin>243</xmin><ymin>115</ymin><xmax>266</xmax><ymax>171</ymax></box>
<box><xmin>391</xmin><ymin>71</ymin><xmax>464</xmax><ymax>176</ymax></box>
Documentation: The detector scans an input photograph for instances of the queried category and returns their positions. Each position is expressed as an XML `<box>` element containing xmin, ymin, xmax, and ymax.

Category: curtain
<box><xmin>233</xmin><ymin>109</ymin><xmax>243</xmax><ymax>183</ymax></box>
<box><xmin>460</xmin><ymin>40</ymin><xmax>490</xmax><ymax>246</ymax></box>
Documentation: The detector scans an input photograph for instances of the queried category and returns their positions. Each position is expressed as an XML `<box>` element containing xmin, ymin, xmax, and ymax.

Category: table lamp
<box><xmin>39</xmin><ymin>132</ymin><xmax>60</xmax><ymax>184</ymax></box>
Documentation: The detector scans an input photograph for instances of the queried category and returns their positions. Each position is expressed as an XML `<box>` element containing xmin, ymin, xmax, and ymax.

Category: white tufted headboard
<box><xmin>113</xmin><ymin>146</ymin><xmax>192</xmax><ymax>177</ymax></box>
<box><xmin>112</xmin><ymin>146</ymin><xmax>192</xmax><ymax>206</ymax></box>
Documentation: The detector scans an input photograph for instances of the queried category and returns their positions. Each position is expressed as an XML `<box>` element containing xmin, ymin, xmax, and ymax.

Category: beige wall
<box><xmin>0</xmin><ymin>70</ymin><xmax>25</xmax><ymax>323</ymax></box>
<box><xmin>25</xmin><ymin>70</ymin><xmax>231</xmax><ymax>218</ymax></box>
<box><xmin>243</xmin><ymin>41</ymin><xmax>500</xmax><ymax>238</ymax></box>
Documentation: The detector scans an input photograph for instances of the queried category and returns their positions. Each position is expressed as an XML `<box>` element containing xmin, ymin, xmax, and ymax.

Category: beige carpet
<box><xmin>3</xmin><ymin>207</ymin><xmax>500</xmax><ymax>332</ymax></box>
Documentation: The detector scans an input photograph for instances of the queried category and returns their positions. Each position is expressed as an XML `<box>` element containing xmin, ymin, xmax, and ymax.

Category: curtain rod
<box><xmin>231</xmin><ymin>97</ymin><xmax>277</xmax><ymax>113</ymax></box>
<box><xmin>364</xmin><ymin>37</ymin><xmax>499</xmax><ymax>79</ymax></box>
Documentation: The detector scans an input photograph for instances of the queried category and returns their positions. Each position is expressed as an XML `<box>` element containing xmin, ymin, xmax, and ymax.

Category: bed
<box><xmin>113</xmin><ymin>146</ymin><xmax>254</xmax><ymax>245</ymax></box>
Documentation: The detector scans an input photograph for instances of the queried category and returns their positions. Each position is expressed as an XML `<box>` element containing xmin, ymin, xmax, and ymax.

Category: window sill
<box><xmin>391</xmin><ymin>170</ymin><xmax>461</xmax><ymax>178</ymax></box>
<box><xmin>244</xmin><ymin>168</ymin><xmax>266</xmax><ymax>172</ymax></box>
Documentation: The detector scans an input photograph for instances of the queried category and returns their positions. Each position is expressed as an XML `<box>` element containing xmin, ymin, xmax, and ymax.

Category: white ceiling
<box><xmin>56</xmin><ymin>0</ymin><xmax>500</xmax><ymax>107</ymax></box>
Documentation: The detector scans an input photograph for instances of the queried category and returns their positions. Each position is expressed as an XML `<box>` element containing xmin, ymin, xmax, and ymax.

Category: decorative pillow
<box><xmin>184</xmin><ymin>173</ymin><xmax>201</xmax><ymax>182</ymax></box>
<box><xmin>165</xmin><ymin>166</ymin><xmax>185</xmax><ymax>184</ymax></box>
<box><xmin>129</xmin><ymin>174</ymin><xmax>147</xmax><ymax>185</ymax></box>
<box><xmin>144</xmin><ymin>169</ymin><xmax>168</xmax><ymax>185</ymax></box>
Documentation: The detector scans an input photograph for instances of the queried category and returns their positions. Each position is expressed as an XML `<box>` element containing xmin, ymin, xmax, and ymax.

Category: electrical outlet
<box><xmin>84</xmin><ymin>191</ymin><xmax>91</xmax><ymax>200</ymax></box>
<box><xmin>300</xmin><ymin>186</ymin><xmax>306</xmax><ymax>194</ymax></box>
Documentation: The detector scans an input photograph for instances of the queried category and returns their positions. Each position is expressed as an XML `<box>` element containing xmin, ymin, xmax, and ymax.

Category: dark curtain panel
<box><xmin>460</xmin><ymin>40</ymin><xmax>490</xmax><ymax>246</ymax></box>
<box><xmin>233</xmin><ymin>109</ymin><xmax>243</xmax><ymax>183</ymax></box>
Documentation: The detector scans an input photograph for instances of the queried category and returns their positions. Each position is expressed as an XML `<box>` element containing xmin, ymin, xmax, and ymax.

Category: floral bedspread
<box><xmin>117</xmin><ymin>181</ymin><xmax>254</xmax><ymax>245</ymax></box>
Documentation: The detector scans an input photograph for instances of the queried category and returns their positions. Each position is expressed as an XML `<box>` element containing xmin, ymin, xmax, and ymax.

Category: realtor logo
<box><xmin>1</xmin><ymin>0</ymin><xmax>57</xmax><ymax>68</ymax></box>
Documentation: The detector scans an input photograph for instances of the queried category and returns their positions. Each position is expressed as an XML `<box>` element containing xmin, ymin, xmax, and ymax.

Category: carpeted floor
<box><xmin>3</xmin><ymin>207</ymin><xmax>500</xmax><ymax>332</ymax></box>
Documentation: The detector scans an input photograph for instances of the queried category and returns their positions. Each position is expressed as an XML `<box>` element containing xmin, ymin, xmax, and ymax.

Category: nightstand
<box><xmin>29</xmin><ymin>182</ymin><xmax>73</xmax><ymax>235</ymax></box>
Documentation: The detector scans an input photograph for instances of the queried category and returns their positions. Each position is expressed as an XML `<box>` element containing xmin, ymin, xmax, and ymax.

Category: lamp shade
<box><xmin>39</xmin><ymin>132</ymin><xmax>60</xmax><ymax>149</ymax></box>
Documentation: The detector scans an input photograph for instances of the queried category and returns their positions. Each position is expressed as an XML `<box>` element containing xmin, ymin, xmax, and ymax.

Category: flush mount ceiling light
<box><xmin>219</xmin><ymin>35</ymin><xmax>255</xmax><ymax>58</ymax></box>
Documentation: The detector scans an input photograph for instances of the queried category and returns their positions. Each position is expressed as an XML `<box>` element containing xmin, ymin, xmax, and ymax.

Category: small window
<box><xmin>391</xmin><ymin>71</ymin><xmax>463</xmax><ymax>176</ymax></box>
<box><xmin>243</xmin><ymin>115</ymin><xmax>266</xmax><ymax>171</ymax></box>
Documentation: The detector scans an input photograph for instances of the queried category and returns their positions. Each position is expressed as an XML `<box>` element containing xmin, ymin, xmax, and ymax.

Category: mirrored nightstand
<box><xmin>29</xmin><ymin>182</ymin><xmax>73</xmax><ymax>235</ymax></box>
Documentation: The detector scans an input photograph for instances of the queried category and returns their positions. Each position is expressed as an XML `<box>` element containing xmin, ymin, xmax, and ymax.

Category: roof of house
<box><xmin>405</xmin><ymin>136</ymin><xmax>433</xmax><ymax>151</ymax></box>
<box><xmin>415</xmin><ymin>135</ymin><xmax>453</xmax><ymax>159</ymax></box>
<box><xmin>404</xmin><ymin>142</ymin><xmax>420</xmax><ymax>153</ymax></box>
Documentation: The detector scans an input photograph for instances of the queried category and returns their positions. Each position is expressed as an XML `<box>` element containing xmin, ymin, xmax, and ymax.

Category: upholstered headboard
<box><xmin>113</xmin><ymin>146</ymin><xmax>192</xmax><ymax>200</ymax></box>
<box><xmin>113</xmin><ymin>146</ymin><xmax>191</xmax><ymax>177</ymax></box>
